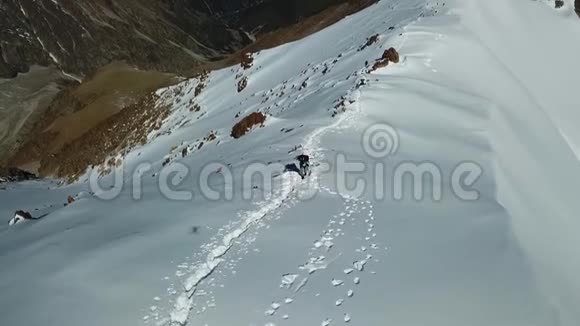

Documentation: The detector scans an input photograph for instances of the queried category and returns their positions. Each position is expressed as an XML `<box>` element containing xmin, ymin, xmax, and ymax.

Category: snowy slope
<box><xmin>1</xmin><ymin>0</ymin><xmax>580</xmax><ymax>326</ymax></box>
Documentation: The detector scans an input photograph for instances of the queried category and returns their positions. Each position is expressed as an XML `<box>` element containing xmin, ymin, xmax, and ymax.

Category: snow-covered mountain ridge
<box><xmin>1</xmin><ymin>1</ymin><xmax>580</xmax><ymax>326</ymax></box>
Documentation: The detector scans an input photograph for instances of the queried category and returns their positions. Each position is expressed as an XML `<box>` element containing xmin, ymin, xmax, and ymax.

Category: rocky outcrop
<box><xmin>576</xmin><ymin>0</ymin><xmax>580</xmax><ymax>17</ymax></box>
<box><xmin>241</xmin><ymin>52</ymin><xmax>255</xmax><ymax>69</ymax></box>
<box><xmin>383</xmin><ymin>47</ymin><xmax>400</xmax><ymax>63</ymax></box>
<box><xmin>231</xmin><ymin>112</ymin><xmax>266</xmax><ymax>138</ymax></box>
<box><xmin>370</xmin><ymin>47</ymin><xmax>400</xmax><ymax>72</ymax></box>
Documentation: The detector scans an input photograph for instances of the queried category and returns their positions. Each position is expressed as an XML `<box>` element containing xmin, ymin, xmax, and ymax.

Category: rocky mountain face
<box><xmin>0</xmin><ymin>0</ymin><xmax>359</xmax><ymax>79</ymax></box>
<box><xmin>0</xmin><ymin>0</ymin><xmax>254</xmax><ymax>79</ymax></box>
<box><xmin>0</xmin><ymin>0</ymin><xmax>372</xmax><ymax>174</ymax></box>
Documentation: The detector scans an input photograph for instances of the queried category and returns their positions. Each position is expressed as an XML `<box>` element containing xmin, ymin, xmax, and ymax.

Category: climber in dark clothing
<box><xmin>283</xmin><ymin>154</ymin><xmax>311</xmax><ymax>179</ymax></box>
<box><xmin>297</xmin><ymin>154</ymin><xmax>310</xmax><ymax>178</ymax></box>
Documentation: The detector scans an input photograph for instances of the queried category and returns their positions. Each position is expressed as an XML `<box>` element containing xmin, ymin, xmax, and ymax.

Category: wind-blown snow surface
<box><xmin>1</xmin><ymin>0</ymin><xmax>580</xmax><ymax>325</ymax></box>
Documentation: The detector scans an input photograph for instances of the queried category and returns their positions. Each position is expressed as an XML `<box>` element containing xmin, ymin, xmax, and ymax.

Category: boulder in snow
<box><xmin>370</xmin><ymin>47</ymin><xmax>400</xmax><ymax>72</ymax></box>
<box><xmin>241</xmin><ymin>52</ymin><xmax>254</xmax><ymax>70</ymax></box>
<box><xmin>382</xmin><ymin>47</ymin><xmax>400</xmax><ymax>63</ymax></box>
<box><xmin>231</xmin><ymin>112</ymin><xmax>266</xmax><ymax>139</ymax></box>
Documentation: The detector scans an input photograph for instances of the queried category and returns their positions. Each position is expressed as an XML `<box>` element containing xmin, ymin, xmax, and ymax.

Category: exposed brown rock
<box><xmin>231</xmin><ymin>112</ymin><xmax>266</xmax><ymax>139</ymax></box>
<box><xmin>372</xmin><ymin>59</ymin><xmax>389</xmax><ymax>71</ymax></box>
<box><xmin>241</xmin><ymin>52</ymin><xmax>255</xmax><ymax>70</ymax></box>
<box><xmin>382</xmin><ymin>47</ymin><xmax>400</xmax><ymax>63</ymax></box>
<box><xmin>370</xmin><ymin>47</ymin><xmax>400</xmax><ymax>72</ymax></box>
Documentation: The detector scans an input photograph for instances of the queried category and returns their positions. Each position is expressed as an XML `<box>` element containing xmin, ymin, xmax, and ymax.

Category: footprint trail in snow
<box><xmin>262</xmin><ymin>196</ymin><xmax>387</xmax><ymax>325</ymax></box>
